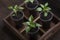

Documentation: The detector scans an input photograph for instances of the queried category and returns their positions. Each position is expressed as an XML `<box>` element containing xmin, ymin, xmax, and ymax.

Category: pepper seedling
<box><xmin>36</xmin><ymin>2</ymin><xmax>51</xmax><ymax>17</ymax></box>
<box><xmin>24</xmin><ymin>15</ymin><xmax>42</xmax><ymax>33</ymax></box>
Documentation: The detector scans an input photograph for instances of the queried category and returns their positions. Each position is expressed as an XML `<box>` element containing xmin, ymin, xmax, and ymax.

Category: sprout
<box><xmin>8</xmin><ymin>5</ymin><xmax>24</xmax><ymax>16</ymax></box>
<box><xmin>24</xmin><ymin>15</ymin><xmax>42</xmax><ymax>33</ymax></box>
<box><xmin>24</xmin><ymin>0</ymin><xmax>34</xmax><ymax>3</ymax></box>
<box><xmin>36</xmin><ymin>2</ymin><xmax>51</xmax><ymax>17</ymax></box>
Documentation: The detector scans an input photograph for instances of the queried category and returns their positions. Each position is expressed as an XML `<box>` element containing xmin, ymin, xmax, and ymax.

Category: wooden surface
<box><xmin>0</xmin><ymin>0</ymin><xmax>60</xmax><ymax>40</ymax></box>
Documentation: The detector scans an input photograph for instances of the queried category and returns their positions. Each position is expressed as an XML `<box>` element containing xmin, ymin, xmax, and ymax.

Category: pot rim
<box><xmin>40</xmin><ymin>11</ymin><xmax>53</xmax><ymax>22</ymax></box>
<box><xmin>10</xmin><ymin>11</ymin><xmax>24</xmax><ymax>21</ymax></box>
<box><xmin>25</xmin><ymin>0</ymin><xmax>39</xmax><ymax>10</ymax></box>
<box><xmin>26</xmin><ymin>26</ymin><xmax>40</xmax><ymax>35</ymax></box>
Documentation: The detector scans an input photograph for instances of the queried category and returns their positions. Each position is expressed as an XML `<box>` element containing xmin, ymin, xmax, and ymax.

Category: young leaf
<box><xmin>36</xmin><ymin>7</ymin><xmax>42</xmax><ymax>11</ymax></box>
<box><xmin>47</xmin><ymin>7</ymin><xmax>51</xmax><ymax>11</ymax></box>
<box><xmin>19</xmin><ymin>7</ymin><xmax>24</xmax><ymax>10</ymax></box>
<box><xmin>14</xmin><ymin>5</ymin><xmax>18</xmax><ymax>9</ymax></box>
<box><xmin>45</xmin><ymin>2</ymin><xmax>48</xmax><ymax>7</ymax></box>
<box><xmin>29</xmin><ymin>15</ymin><xmax>34</xmax><ymax>22</ymax></box>
<box><xmin>24</xmin><ymin>0</ymin><xmax>29</xmax><ymax>3</ymax></box>
<box><xmin>40</xmin><ymin>4</ymin><xmax>44</xmax><ymax>8</ymax></box>
<box><xmin>44</xmin><ymin>12</ymin><xmax>48</xmax><ymax>17</ymax></box>
<box><xmin>25</xmin><ymin>22</ymin><xmax>30</xmax><ymax>25</ymax></box>
<box><xmin>44</xmin><ymin>7</ymin><xmax>51</xmax><ymax>12</ymax></box>
<box><xmin>29</xmin><ymin>0</ymin><xmax>34</xmax><ymax>3</ymax></box>
<box><xmin>13</xmin><ymin>9</ymin><xmax>17</xmax><ymax>13</ymax></box>
<box><xmin>12</xmin><ymin>14</ymin><xmax>16</xmax><ymax>16</ymax></box>
<box><xmin>8</xmin><ymin>6</ymin><xmax>13</xmax><ymax>9</ymax></box>
<box><xmin>36</xmin><ymin>23</ymin><xmax>42</xmax><ymax>27</ymax></box>
<box><xmin>26</xmin><ymin>27</ymin><xmax>30</xmax><ymax>32</ymax></box>
<box><xmin>30</xmin><ymin>22</ymin><xmax>36</xmax><ymax>28</ymax></box>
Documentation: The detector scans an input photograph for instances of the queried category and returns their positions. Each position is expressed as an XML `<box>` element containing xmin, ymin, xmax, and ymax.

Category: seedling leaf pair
<box><xmin>24</xmin><ymin>0</ymin><xmax>34</xmax><ymax>3</ymax></box>
<box><xmin>36</xmin><ymin>3</ymin><xmax>51</xmax><ymax>17</ymax></box>
<box><xmin>24</xmin><ymin>15</ymin><xmax>42</xmax><ymax>33</ymax></box>
<box><xmin>8</xmin><ymin>5</ymin><xmax>24</xmax><ymax>16</ymax></box>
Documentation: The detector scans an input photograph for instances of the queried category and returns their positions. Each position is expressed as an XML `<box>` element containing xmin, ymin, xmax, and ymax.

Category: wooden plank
<box><xmin>39</xmin><ymin>22</ymin><xmax>60</xmax><ymax>40</ymax></box>
<box><xmin>3</xmin><ymin>19</ymin><xmax>27</xmax><ymax>40</ymax></box>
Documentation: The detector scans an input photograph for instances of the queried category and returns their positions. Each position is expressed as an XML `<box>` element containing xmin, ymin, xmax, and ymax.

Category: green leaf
<box><xmin>47</xmin><ymin>7</ymin><xmax>51</xmax><ymax>11</ymax></box>
<box><xmin>29</xmin><ymin>15</ymin><xmax>34</xmax><ymax>22</ymax></box>
<box><xmin>8</xmin><ymin>6</ymin><xmax>13</xmax><ymax>9</ymax></box>
<box><xmin>36</xmin><ymin>7</ymin><xmax>42</xmax><ymax>11</ymax></box>
<box><xmin>13</xmin><ymin>9</ymin><xmax>17</xmax><ymax>13</ymax></box>
<box><xmin>14</xmin><ymin>5</ymin><xmax>18</xmax><ymax>9</ymax></box>
<box><xmin>19</xmin><ymin>7</ymin><xmax>24</xmax><ymax>10</ymax></box>
<box><xmin>30</xmin><ymin>22</ymin><xmax>36</xmax><ymax>28</ymax></box>
<box><xmin>36</xmin><ymin>23</ymin><xmax>42</xmax><ymax>27</ymax></box>
<box><xmin>12</xmin><ymin>14</ymin><xmax>16</xmax><ymax>16</ymax></box>
<box><xmin>29</xmin><ymin>0</ymin><xmax>34</xmax><ymax>3</ymax></box>
<box><xmin>26</xmin><ymin>27</ymin><xmax>30</xmax><ymax>32</ymax></box>
<box><xmin>24</xmin><ymin>0</ymin><xmax>29</xmax><ymax>3</ymax></box>
<box><xmin>44</xmin><ymin>12</ymin><xmax>48</xmax><ymax>17</ymax></box>
<box><xmin>44</xmin><ymin>7</ymin><xmax>51</xmax><ymax>12</ymax></box>
<box><xmin>40</xmin><ymin>4</ymin><xmax>44</xmax><ymax>8</ymax></box>
<box><xmin>25</xmin><ymin>22</ymin><xmax>30</xmax><ymax>25</ymax></box>
<box><xmin>45</xmin><ymin>3</ymin><xmax>48</xmax><ymax>7</ymax></box>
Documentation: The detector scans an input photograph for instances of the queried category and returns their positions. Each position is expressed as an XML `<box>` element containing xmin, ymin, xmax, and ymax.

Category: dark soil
<box><xmin>40</xmin><ymin>12</ymin><xmax>52</xmax><ymax>20</ymax></box>
<box><xmin>26</xmin><ymin>0</ymin><xmax>38</xmax><ymax>10</ymax></box>
<box><xmin>12</xmin><ymin>11</ymin><xmax>23</xmax><ymax>20</ymax></box>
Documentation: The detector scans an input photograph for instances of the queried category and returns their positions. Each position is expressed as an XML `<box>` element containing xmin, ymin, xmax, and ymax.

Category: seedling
<box><xmin>24</xmin><ymin>15</ymin><xmax>42</xmax><ymax>33</ymax></box>
<box><xmin>8</xmin><ymin>5</ymin><xmax>24</xmax><ymax>16</ymax></box>
<box><xmin>24</xmin><ymin>0</ymin><xmax>34</xmax><ymax>3</ymax></box>
<box><xmin>36</xmin><ymin>3</ymin><xmax>51</xmax><ymax>17</ymax></box>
